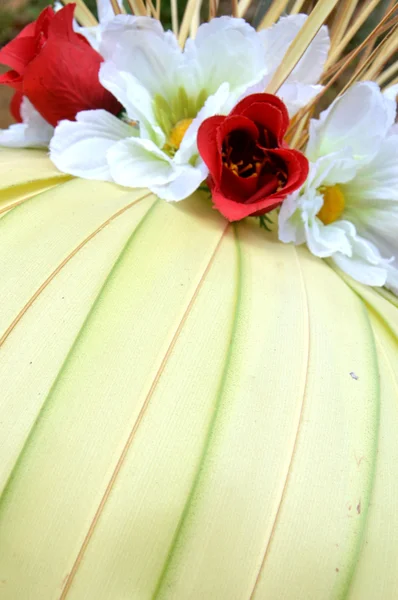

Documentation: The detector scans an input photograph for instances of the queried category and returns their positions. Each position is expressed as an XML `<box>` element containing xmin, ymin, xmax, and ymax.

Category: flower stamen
<box><xmin>164</xmin><ymin>118</ymin><xmax>193</xmax><ymax>152</ymax></box>
<box><xmin>317</xmin><ymin>184</ymin><xmax>345</xmax><ymax>225</ymax></box>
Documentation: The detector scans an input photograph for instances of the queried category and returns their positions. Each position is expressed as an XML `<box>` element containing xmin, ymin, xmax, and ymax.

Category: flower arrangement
<box><xmin>0</xmin><ymin>0</ymin><xmax>398</xmax><ymax>598</ymax></box>
<box><xmin>0</xmin><ymin>4</ymin><xmax>398</xmax><ymax>294</ymax></box>
<box><xmin>1</xmin><ymin>0</ymin><xmax>397</xmax><ymax>291</ymax></box>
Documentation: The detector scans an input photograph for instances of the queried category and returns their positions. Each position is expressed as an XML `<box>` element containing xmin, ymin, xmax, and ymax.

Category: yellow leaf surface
<box><xmin>0</xmin><ymin>149</ymin><xmax>397</xmax><ymax>599</ymax></box>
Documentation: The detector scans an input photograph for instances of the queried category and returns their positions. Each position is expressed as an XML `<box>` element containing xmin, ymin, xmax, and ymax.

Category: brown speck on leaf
<box><xmin>348</xmin><ymin>505</ymin><xmax>352</xmax><ymax>511</ymax></box>
<box><xmin>357</xmin><ymin>501</ymin><xmax>361</xmax><ymax>514</ymax></box>
<box><xmin>336</xmin><ymin>568</ymin><xmax>339</xmax><ymax>573</ymax></box>
<box><xmin>355</xmin><ymin>453</ymin><xmax>366</xmax><ymax>467</ymax></box>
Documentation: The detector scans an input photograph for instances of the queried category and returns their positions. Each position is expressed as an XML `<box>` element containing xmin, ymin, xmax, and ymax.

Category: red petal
<box><xmin>34</xmin><ymin>6</ymin><xmax>55</xmax><ymax>39</ymax></box>
<box><xmin>0</xmin><ymin>36</ymin><xmax>37</xmax><ymax>75</ymax></box>
<box><xmin>268</xmin><ymin>148</ymin><xmax>309</xmax><ymax>193</ymax></box>
<box><xmin>211</xmin><ymin>182</ymin><xmax>284</xmax><ymax>221</ymax></box>
<box><xmin>215</xmin><ymin>115</ymin><xmax>259</xmax><ymax>194</ymax></box>
<box><xmin>210</xmin><ymin>187</ymin><xmax>269</xmax><ymax>222</ymax></box>
<box><xmin>0</xmin><ymin>70</ymin><xmax>23</xmax><ymax>91</ymax></box>
<box><xmin>23</xmin><ymin>37</ymin><xmax>121</xmax><ymax>126</ymax></box>
<box><xmin>246</xmin><ymin>148</ymin><xmax>309</xmax><ymax>207</ymax></box>
<box><xmin>197</xmin><ymin>115</ymin><xmax>225</xmax><ymax>185</ymax></box>
<box><xmin>15</xmin><ymin>21</ymin><xmax>36</xmax><ymax>39</ymax></box>
<box><xmin>10</xmin><ymin>91</ymin><xmax>23</xmax><ymax>122</ymax></box>
<box><xmin>241</xmin><ymin>103</ymin><xmax>285</xmax><ymax>146</ymax></box>
<box><xmin>219</xmin><ymin>164</ymin><xmax>258</xmax><ymax>201</ymax></box>
<box><xmin>215</xmin><ymin>114</ymin><xmax>258</xmax><ymax>146</ymax></box>
<box><xmin>231</xmin><ymin>93</ymin><xmax>290</xmax><ymax>138</ymax></box>
<box><xmin>0</xmin><ymin>7</ymin><xmax>55</xmax><ymax>76</ymax></box>
<box><xmin>47</xmin><ymin>4</ymin><xmax>80</xmax><ymax>43</ymax></box>
<box><xmin>249</xmin><ymin>173</ymin><xmax>279</xmax><ymax>199</ymax></box>
<box><xmin>241</xmin><ymin>196</ymin><xmax>286</xmax><ymax>218</ymax></box>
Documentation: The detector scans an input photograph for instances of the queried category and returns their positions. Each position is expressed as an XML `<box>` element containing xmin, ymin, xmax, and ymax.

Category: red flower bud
<box><xmin>197</xmin><ymin>93</ymin><xmax>309</xmax><ymax>222</ymax></box>
<box><xmin>0</xmin><ymin>4</ymin><xmax>121</xmax><ymax>127</ymax></box>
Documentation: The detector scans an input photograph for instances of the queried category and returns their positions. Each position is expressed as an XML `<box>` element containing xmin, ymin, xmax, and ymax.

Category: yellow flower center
<box><xmin>317</xmin><ymin>184</ymin><xmax>346</xmax><ymax>225</ymax></box>
<box><xmin>166</xmin><ymin>118</ymin><xmax>193</xmax><ymax>150</ymax></box>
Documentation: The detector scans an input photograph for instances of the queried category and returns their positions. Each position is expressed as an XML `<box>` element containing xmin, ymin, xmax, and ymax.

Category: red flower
<box><xmin>0</xmin><ymin>4</ymin><xmax>121</xmax><ymax>127</ymax></box>
<box><xmin>10</xmin><ymin>91</ymin><xmax>24</xmax><ymax>123</ymax></box>
<box><xmin>197</xmin><ymin>94</ymin><xmax>309</xmax><ymax>222</ymax></box>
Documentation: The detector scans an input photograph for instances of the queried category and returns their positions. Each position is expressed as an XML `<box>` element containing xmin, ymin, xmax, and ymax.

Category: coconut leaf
<box><xmin>0</xmin><ymin>149</ymin><xmax>397</xmax><ymax>599</ymax></box>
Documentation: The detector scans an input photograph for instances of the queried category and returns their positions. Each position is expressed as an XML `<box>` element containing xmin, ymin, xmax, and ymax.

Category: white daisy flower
<box><xmin>50</xmin><ymin>13</ymin><xmax>329</xmax><ymax>202</ymax></box>
<box><xmin>0</xmin><ymin>97</ymin><xmax>54</xmax><ymax>149</ymax></box>
<box><xmin>278</xmin><ymin>81</ymin><xmax>398</xmax><ymax>294</ymax></box>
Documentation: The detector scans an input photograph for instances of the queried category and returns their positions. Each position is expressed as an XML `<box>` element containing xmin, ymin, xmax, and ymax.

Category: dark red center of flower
<box><xmin>222</xmin><ymin>129</ymin><xmax>288</xmax><ymax>192</ymax></box>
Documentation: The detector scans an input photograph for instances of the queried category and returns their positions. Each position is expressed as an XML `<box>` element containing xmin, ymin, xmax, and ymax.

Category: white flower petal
<box><xmin>306</xmin><ymin>81</ymin><xmax>396</xmax><ymax>164</ymax></box>
<box><xmin>278</xmin><ymin>191</ymin><xmax>308</xmax><ymax>245</ymax></box>
<box><xmin>332</xmin><ymin>254</ymin><xmax>387</xmax><ymax>287</ymax></box>
<box><xmin>239</xmin><ymin>78</ymin><xmax>323</xmax><ymax>117</ymax></box>
<box><xmin>383</xmin><ymin>82</ymin><xmax>398</xmax><ymax>104</ymax></box>
<box><xmin>50</xmin><ymin>110</ymin><xmax>133</xmax><ymax>180</ymax></box>
<box><xmin>184</xmin><ymin>17</ymin><xmax>266</xmax><ymax>101</ymax></box>
<box><xmin>0</xmin><ymin>123</ymin><xmax>42</xmax><ymax>149</ymax></box>
<box><xmin>340</xmin><ymin>133</ymin><xmax>398</xmax><ymax>283</ymax></box>
<box><xmin>357</xmin><ymin>207</ymin><xmax>398</xmax><ymax>251</ymax></box>
<box><xmin>237</xmin><ymin>74</ymin><xmax>268</xmax><ymax>99</ymax></box>
<box><xmin>307</xmin><ymin>152</ymin><xmax>358</xmax><ymax>189</ymax></box>
<box><xmin>343</xmin><ymin>133</ymin><xmax>398</xmax><ymax>203</ymax></box>
<box><xmin>97</xmin><ymin>0</ymin><xmax>124</xmax><ymax>24</ymax></box>
<box><xmin>77</xmin><ymin>25</ymin><xmax>102</xmax><ymax>50</ymax></box>
<box><xmin>385</xmin><ymin>263</ymin><xmax>398</xmax><ymax>295</ymax></box>
<box><xmin>193</xmin><ymin>15</ymin><xmax>259</xmax><ymax>45</ymax></box>
<box><xmin>107</xmin><ymin>137</ymin><xmax>175</xmax><ymax>188</ymax></box>
<box><xmin>151</xmin><ymin>161</ymin><xmax>208</xmax><ymax>201</ymax></box>
<box><xmin>277</xmin><ymin>82</ymin><xmax>323</xmax><ymax>117</ymax></box>
<box><xmin>331</xmin><ymin>229</ymin><xmax>390</xmax><ymax>287</ymax></box>
<box><xmin>176</xmin><ymin>82</ymin><xmax>231</xmax><ymax>164</ymax></box>
<box><xmin>0</xmin><ymin>97</ymin><xmax>54</xmax><ymax>148</ymax></box>
<box><xmin>305</xmin><ymin>218</ymin><xmax>352</xmax><ymax>258</ymax></box>
<box><xmin>346</xmin><ymin>208</ymin><xmax>398</xmax><ymax>290</ymax></box>
<box><xmin>100</xmin><ymin>19</ymin><xmax>182</xmax><ymax>101</ymax></box>
<box><xmin>99</xmin><ymin>62</ymin><xmax>165</xmax><ymax>146</ymax></box>
<box><xmin>259</xmin><ymin>15</ymin><xmax>329</xmax><ymax>84</ymax></box>
<box><xmin>100</xmin><ymin>15</ymin><xmax>170</xmax><ymax>61</ymax></box>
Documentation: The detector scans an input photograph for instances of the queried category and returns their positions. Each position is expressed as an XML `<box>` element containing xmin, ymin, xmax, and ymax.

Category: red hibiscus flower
<box><xmin>197</xmin><ymin>93</ymin><xmax>309</xmax><ymax>222</ymax></box>
<box><xmin>0</xmin><ymin>4</ymin><xmax>121</xmax><ymax>127</ymax></box>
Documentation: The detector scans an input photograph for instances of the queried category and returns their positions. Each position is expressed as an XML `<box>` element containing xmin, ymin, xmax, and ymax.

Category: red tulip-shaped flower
<box><xmin>0</xmin><ymin>4</ymin><xmax>121</xmax><ymax>127</ymax></box>
<box><xmin>197</xmin><ymin>94</ymin><xmax>309</xmax><ymax>222</ymax></box>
